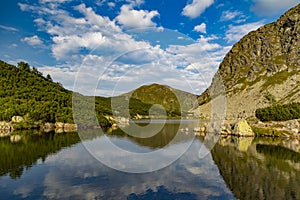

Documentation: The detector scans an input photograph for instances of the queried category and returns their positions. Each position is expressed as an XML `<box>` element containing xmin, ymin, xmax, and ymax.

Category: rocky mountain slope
<box><xmin>195</xmin><ymin>4</ymin><xmax>300</xmax><ymax>119</ymax></box>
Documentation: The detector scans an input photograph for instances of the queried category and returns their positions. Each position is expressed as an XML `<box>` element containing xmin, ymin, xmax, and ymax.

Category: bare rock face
<box><xmin>196</xmin><ymin>4</ymin><xmax>300</xmax><ymax>119</ymax></box>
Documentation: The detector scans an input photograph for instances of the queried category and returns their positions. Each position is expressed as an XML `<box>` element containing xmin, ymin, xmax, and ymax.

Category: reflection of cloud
<box><xmin>39</xmin><ymin>135</ymin><xmax>234</xmax><ymax>199</ymax></box>
<box><xmin>13</xmin><ymin>185</ymin><xmax>34</xmax><ymax>198</ymax></box>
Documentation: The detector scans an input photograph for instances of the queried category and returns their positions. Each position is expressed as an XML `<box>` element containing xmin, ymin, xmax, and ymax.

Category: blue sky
<box><xmin>0</xmin><ymin>0</ymin><xmax>299</xmax><ymax>96</ymax></box>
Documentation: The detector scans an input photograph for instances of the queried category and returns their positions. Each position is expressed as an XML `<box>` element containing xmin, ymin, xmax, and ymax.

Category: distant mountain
<box><xmin>195</xmin><ymin>4</ymin><xmax>300</xmax><ymax>119</ymax></box>
<box><xmin>122</xmin><ymin>83</ymin><xmax>198</xmax><ymax>117</ymax></box>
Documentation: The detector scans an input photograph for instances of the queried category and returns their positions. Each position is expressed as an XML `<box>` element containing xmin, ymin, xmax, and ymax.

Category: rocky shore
<box><xmin>193</xmin><ymin>118</ymin><xmax>300</xmax><ymax>138</ymax></box>
<box><xmin>0</xmin><ymin>116</ymin><xmax>78</xmax><ymax>137</ymax></box>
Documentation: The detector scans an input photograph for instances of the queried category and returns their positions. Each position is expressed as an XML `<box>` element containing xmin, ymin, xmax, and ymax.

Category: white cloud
<box><xmin>0</xmin><ymin>24</ymin><xmax>18</xmax><ymax>31</ymax></box>
<box><xmin>116</xmin><ymin>5</ymin><xmax>159</xmax><ymax>29</ymax></box>
<box><xmin>126</xmin><ymin>0</ymin><xmax>145</xmax><ymax>7</ymax></box>
<box><xmin>39</xmin><ymin>0</ymin><xmax>70</xmax><ymax>4</ymax></box>
<box><xmin>220</xmin><ymin>10</ymin><xmax>242</xmax><ymax>21</ymax></box>
<box><xmin>225</xmin><ymin>21</ymin><xmax>265</xmax><ymax>43</ymax></box>
<box><xmin>18</xmin><ymin>1</ymin><xmax>230</xmax><ymax>96</ymax></box>
<box><xmin>107</xmin><ymin>2</ymin><xmax>116</xmax><ymax>8</ymax></box>
<box><xmin>9</xmin><ymin>43</ymin><xmax>18</xmax><ymax>48</ymax></box>
<box><xmin>194</xmin><ymin>23</ymin><xmax>207</xmax><ymax>33</ymax></box>
<box><xmin>251</xmin><ymin>0</ymin><xmax>299</xmax><ymax>16</ymax></box>
<box><xmin>21</xmin><ymin>35</ymin><xmax>43</xmax><ymax>46</ymax></box>
<box><xmin>182</xmin><ymin>0</ymin><xmax>214</xmax><ymax>18</ymax></box>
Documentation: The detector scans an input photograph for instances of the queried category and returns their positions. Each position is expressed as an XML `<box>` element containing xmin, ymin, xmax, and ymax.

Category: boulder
<box><xmin>233</xmin><ymin>119</ymin><xmax>254</xmax><ymax>136</ymax></box>
<box><xmin>43</xmin><ymin>123</ymin><xmax>55</xmax><ymax>132</ymax></box>
<box><xmin>55</xmin><ymin>122</ymin><xmax>64</xmax><ymax>128</ymax></box>
<box><xmin>11</xmin><ymin>116</ymin><xmax>24</xmax><ymax>123</ymax></box>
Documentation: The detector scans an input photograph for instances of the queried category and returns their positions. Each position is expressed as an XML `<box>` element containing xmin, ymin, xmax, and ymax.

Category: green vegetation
<box><xmin>263</xmin><ymin>92</ymin><xmax>276</xmax><ymax>104</ymax></box>
<box><xmin>0</xmin><ymin>60</ymin><xmax>73</xmax><ymax>123</ymax></box>
<box><xmin>128</xmin><ymin>83</ymin><xmax>197</xmax><ymax>116</ymax></box>
<box><xmin>252</xmin><ymin>126</ymin><xmax>291</xmax><ymax>137</ymax></box>
<box><xmin>261</xmin><ymin>70</ymin><xmax>296</xmax><ymax>90</ymax></box>
<box><xmin>255</xmin><ymin>102</ymin><xmax>300</xmax><ymax>122</ymax></box>
<box><xmin>0</xmin><ymin>60</ymin><xmax>169</xmax><ymax>128</ymax></box>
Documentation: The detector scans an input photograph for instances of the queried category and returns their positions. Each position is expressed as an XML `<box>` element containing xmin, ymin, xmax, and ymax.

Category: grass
<box><xmin>273</xmin><ymin>54</ymin><xmax>286</xmax><ymax>65</ymax></box>
<box><xmin>261</xmin><ymin>70</ymin><xmax>297</xmax><ymax>90</ymax></box>
<box><xmin>251</xmin><ymin>126</ymin><xmax>291</xmax><ymax>137</ymax></box>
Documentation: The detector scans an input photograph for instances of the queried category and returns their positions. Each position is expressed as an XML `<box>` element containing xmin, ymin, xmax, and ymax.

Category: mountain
<box><xmin>195</xmin><ymin>4</ymin><xmax>300</xmax><ymax>119</ymax></box>
<box><xmin>0</xmin><ymin>60</ymin><xmax>169</xmax><ymax>127</ymax></box>
<box><xmin>122</xmin><ymin>83</ymin><xmax>198</xmax><ymax>117</ymax></box>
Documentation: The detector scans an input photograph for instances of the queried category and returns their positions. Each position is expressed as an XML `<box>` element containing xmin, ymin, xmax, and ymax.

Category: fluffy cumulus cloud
<box><xmin>251</xmin><ymin>0</ymin><xmax>299</xmax><ymax>16</ymax></box>
<box><xmin>194</xmin><ymin>23</ymin><xmax>206</xmax><ymax>33</ymax></box>
<box><xmin>115</xmin><ymin>5</ymin><xmax>159</xmax><ymax>29</ymax></box>
<box><xmin>21</xmin><ymin>35</ymin><xmax>43</xmax><ymax>46</ymax></box>
<box><xmin>225</xmin><ymin>21</ymin><xmax>265</xmax><ymax>43</ymax></box>
<box><xmin>182</xmin><ymin>0</ymin><xmax>214</xmax><ymax>18</ymax></box>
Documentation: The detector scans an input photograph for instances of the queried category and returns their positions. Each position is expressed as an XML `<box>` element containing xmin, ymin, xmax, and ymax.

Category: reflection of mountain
<box><xmin>0</xmin><ymin>131</ymin><xmax>80</xmax><ymax>179</ymax></box>
<box><xmin>211</xmin><ymin>138</ymin><xmax>300</xmax><ymax>199</ymax></box>
<box><xmin>127</xmin><ymin>185</ymin><xmax>197</xmax><ymax>200</ymax></box>
<box><xmin>107</xmin><ymin>122</ymin><xmax>195</xmax><ymax>149</ymax></box>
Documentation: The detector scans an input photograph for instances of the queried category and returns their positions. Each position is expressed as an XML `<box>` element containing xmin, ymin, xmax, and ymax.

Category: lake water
<box><xmin>1</xmin><ymin>120</ymin><xmax>300</xmax><ymax>200</ymax></box>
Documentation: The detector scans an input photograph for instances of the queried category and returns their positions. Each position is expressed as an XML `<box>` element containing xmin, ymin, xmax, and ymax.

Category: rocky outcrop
<box><xmin>233</xmin><ymin>120</ymin><xmax>254</xmax><ymax>136</ymax></box>
<box><xmin>195</xmin><ymin>4</ymin><xmax>300</xmax><ymax>119</ymax></box>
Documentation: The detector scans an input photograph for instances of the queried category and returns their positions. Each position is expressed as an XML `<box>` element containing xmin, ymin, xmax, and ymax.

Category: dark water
<box><xmin>1</xmin><ymin>120</ymin><xmax>300</xmax><ymax>200</ymax></box>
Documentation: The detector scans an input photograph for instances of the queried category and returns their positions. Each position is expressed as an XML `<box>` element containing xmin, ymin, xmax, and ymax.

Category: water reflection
<box><xmin>0</xmin><ymin>131</ymin><xmax>80</xmax><ymax>179</ymax></box>
<box><xmin>1</xmin><ymin>121</ymin><xmax>300</xmax><ymax>200</ymax></box>
<box><xmin>0</xmin><ymin>123</ymin><xmax>234</xmax><ymax>200</ymax></box>
<box><xmin>211</xmin><ymin>136</ymin><xmax>300</xmax><ymax>200</ymax></box>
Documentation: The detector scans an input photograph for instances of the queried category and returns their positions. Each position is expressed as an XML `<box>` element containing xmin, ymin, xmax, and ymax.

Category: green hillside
<box><xmin>0</xmin><ymin>60</ymin><xmax>73</xmax><ymax>123</ymax></box>
<box><xmin>123</xmin><ymin>83</ymin><xmax>198</xmax><ymax>117</ymax></box>
<box><xmin>0</xmin><ymin>60</ymin><xmax>167</xmax><ymax>127</ymax></box>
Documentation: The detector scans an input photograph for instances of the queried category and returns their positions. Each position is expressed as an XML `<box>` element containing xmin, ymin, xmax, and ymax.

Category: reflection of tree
<box><xmin>0</xmin><ymin>131</ymin><xmax>80</xmax><ymax>179</ymax></box>
<box><xmin>211</xmin><ymin>141</ymin><xmax>300</xmax><ymax>200</ymax></box>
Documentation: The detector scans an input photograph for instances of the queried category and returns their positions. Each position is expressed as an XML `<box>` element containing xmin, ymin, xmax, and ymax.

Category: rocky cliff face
<box><xmin>196</xmin><ymin>4</ymin><xmax>300</xmax><ymax>119</ymax></box>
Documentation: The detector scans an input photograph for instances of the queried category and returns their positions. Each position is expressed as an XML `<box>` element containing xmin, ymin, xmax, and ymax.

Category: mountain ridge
<box><xmin>194</xmin><ymin>3</ymin><xmax>300</xmax><ymax>119</ymax></box>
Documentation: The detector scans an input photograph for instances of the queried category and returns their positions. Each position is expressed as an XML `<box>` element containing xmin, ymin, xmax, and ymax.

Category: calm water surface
<box><xmin>1</xmin><ymin>120</ymin><xmax>300</xmax><ymax>200</ymax></box>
